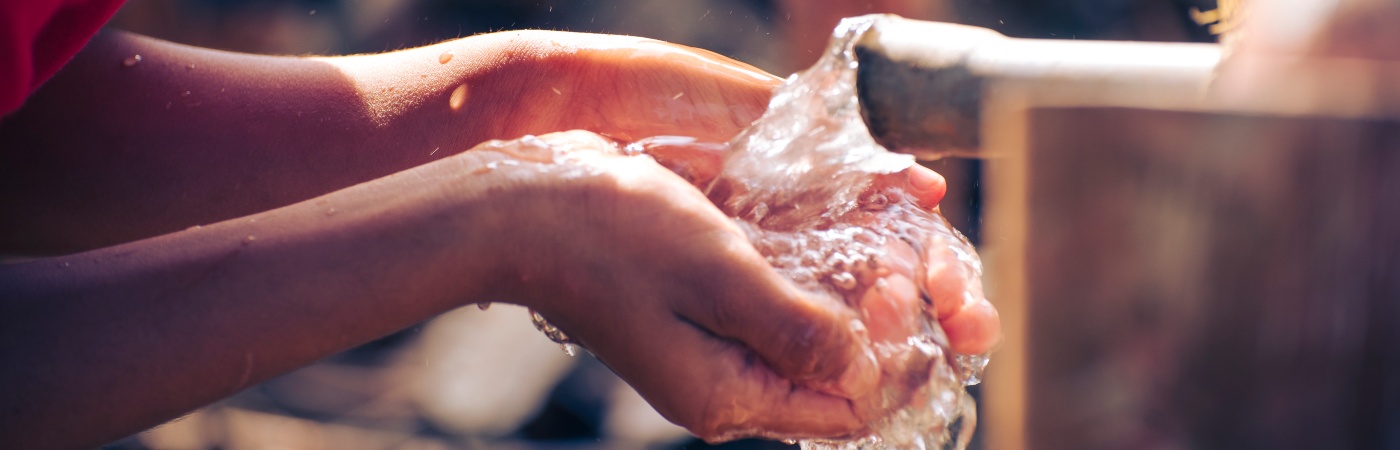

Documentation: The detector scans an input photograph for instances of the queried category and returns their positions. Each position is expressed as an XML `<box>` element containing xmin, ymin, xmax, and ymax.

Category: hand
<box><xmin>638</xmin><ymin>137</ymin><xmax>1001</xmax><ymax>424</ymax></box>
<box><xmin>473</xmin><ymin>30</ymin><xmax>783</xmax><ymax>143</ymax></box>
<box><xmin>641</xmin><ymin>139</ymin><xmax>1001</xmax><ymax>358</ymax></box>
<box><xmin>0</xmin><ymin>30</ymin><xmax>780</xmax><ymax>254</ymax></box>
<box><xmin>469</xmin><ymin>131</ymin><xmax>879</xmax><ymax>441</ymax></box>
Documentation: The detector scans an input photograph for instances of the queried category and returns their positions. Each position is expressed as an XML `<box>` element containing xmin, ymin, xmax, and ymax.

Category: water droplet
<box><xmin>121</xmin><ymin>55</ymin><xmax>142</xmax><ymax>67</ymax></box>
<box><xmin>751</xmin><ymin>202</ymin><xmax>769</xmax><ymax>222</ymax></box>
<box><xmin>438</xmin><ymin>50</ymin><xmax>454</xmax><ymax>64</ymax></box>
<box><xmin>560</xmin><ymin>343</ymin><xmax>577</xmax><ymax>356</ymax></box>
<box><xmin>243</xmin><ymin>236</ymin><xmax>257</xmax><ymax>244</ymax></box>
<box><xmin>954</xmin><ymin>353</ymin><xmax>991</xmax><ymax>386</ymax></box>
<box><xmin>180</xmin><ymin>90</ymin><xmax>191</xmax><ymax>97</ymax></box>
<box><xmin>448</xmin><ymin>84</ymin><xmax>469</xmax><ymax>111</ymax></box>
<box><xmin>185</xmin><ymin>64</ymin><xmax>196</xmax><ymax>70</ymax></box>
<box><xmin>551</xmin><ymin>87</ymin><xmax>562</xmax><ymax>95</ymax></box>
<box><xmin>671</xmin><ymin>91</ymin><xmax>684</xmax><ymax>100</ymax></box>
<box><xmin>830</xmin><ymin>271</ymin><xmax>858</xmax><ymax>290</ymax></box>
<box><xmin>861</xmin><ymin>192</ymin><xmax>890</xmax><ymax>210</ymax></box>
<box><xmin>476</xmin><ymin>302</ymin><xmax>491</xmax><ymax>310</ymax></box>
<box><xmin>324</xmin><ymin>208</ymin><xmax>337</xmax><ymax>216</ymax></box>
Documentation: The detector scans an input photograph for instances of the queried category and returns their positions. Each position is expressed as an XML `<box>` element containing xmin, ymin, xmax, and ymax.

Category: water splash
<box><xmin>499</xmin><ymin>14</ymin><xmax>990</xmax><ymax>448</ymax></box>
<box><xmin>707</xmin><ymin>15</ymin><xmax>988</xmax><ymax>450</ymax></box>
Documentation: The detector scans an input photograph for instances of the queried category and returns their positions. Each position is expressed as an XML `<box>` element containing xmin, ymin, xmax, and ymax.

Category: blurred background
<box><xmin>96</xmin><ymin>1</ymin><xmax>1237</xmax><ymax>449</ymax></box>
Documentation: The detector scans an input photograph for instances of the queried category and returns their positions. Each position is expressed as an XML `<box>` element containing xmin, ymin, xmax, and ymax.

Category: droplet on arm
<box><xmin>438</xmin><ymin>50</ymin><xmax>454</xmax><ymax>64</ymax></box>
<box><xmin>449</xmin><ymin>84</ymin><xmax>469</xmax><ymax>111</ymax></box>
<box><xmin>121</xmin><ymin>55</ymin><xmax>142</xmax><ymax>67</ymax></box>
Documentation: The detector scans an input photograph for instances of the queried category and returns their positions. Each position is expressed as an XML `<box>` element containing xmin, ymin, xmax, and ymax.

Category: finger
<box><xmin>534</xmin><ymin>130</ymin><xmax>623</xmax><ymax>155</ymax></box>
<box><xmin>942</xmin><ymin>297</ymin><xmax>1001</xmax><ymax>355</ymax></box>
<box><xmin>857</xmin><ymin>274</ymin><xmax>922</xmax><ymax>346</ymax></box>
<box><xmin>920</xmin><ymin>241</ymin><xmax>1002</xmax><ymax>355</ymax></box>
<box><xmin>906</xmin><ymin>165</ymin><xmax>947</xmax><ymax>211</ymax></box>
<box><xmin>922</xmin><ymin>244</ymin><xmax>972</xmax><ymax>321</ymax></box>
<box><xmin>602</xmin><ymin>310</ymin><xmax>866</xmax><ymax>442</ymax></box>
<box><xmin>464</xmin><ymin>130</ymin><xmax>621</xmax><ymax>162</ymax></box>
<box><xmin>673</xmin><ymin>239</ymin><xmax>880</xmax><ymax>399</ymax></box>
<box><xmin>628</xmin><ymin>136</ymin><xmax>728</xmax><ymax>187</ymax></box>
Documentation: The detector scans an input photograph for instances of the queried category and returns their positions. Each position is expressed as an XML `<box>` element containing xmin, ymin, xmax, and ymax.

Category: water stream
<box><xmin>705</xmin><ymin>15</ymin><xmax>987</xmax><ymax>450</ymax></box>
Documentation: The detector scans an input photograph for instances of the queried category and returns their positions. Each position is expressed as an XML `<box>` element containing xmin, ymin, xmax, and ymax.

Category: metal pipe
<box><xmin>855</xmin><ymin>16</ymin><xmax>1224</xmax><ymax>158</ymax></box>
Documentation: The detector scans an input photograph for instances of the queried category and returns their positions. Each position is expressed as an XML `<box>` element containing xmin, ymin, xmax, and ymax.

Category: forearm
<box><xmin>0</xmin><ymin>29</ymin><xmax>777</xmax><ymax>255</ymax></box>
<box><xmin>0</xmin><ymin>29</ymin><xmax>547</xmax><ymax>254</ymax></box>
<box><xmin>0</xmin><ymin>151</ymin><xmax>522</xmax><ymax>449</ymax></box>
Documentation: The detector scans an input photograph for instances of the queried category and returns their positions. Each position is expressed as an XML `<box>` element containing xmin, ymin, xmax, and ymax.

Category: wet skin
<box><xmin>641</xmin><ymin>136</ymin><xmax>1001</xmax><ymax>425</ymax></box>
<box><xmin>0</xmin><ymin>29</ymin><xmax>998</xmax><ymax>447</ymax></box>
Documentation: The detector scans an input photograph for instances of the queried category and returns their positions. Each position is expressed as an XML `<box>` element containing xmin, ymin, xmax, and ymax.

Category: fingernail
<box><xmin>907</xmin><ymin>169</ymin><xmax>946</xmax><ymax>209</ymax></box>
<box><xmin>908</xmin><ymin>168</ymin><xmax>945</xmax><ymax>193</ymax></box>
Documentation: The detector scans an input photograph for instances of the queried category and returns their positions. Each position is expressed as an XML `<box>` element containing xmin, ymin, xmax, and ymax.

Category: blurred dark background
<box><xmin>99</xmin><ymin>1</ymin><xmax>1221</xmax><ymax>449</ymax></box>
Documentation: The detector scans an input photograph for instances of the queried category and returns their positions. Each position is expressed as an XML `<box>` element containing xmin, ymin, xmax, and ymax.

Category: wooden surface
<box><xmin>983</xmin><ymin>106</ymin><xmax>1400</xmax><ymax>449</ymax></box>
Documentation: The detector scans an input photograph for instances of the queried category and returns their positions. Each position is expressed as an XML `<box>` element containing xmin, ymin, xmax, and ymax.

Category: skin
<box><xmin>0</xmin><ymin>28</ymin><xmax>998</xmax><ymax>448</ymax></box>
<box><xmin>641</xmin><ymin>137</ymin><xmax>1001</xmax><ymax>416</ymax></box>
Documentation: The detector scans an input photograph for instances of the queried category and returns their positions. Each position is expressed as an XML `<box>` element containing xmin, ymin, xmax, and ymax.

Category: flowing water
<box><xmin>513</xmin><ymin>14</ymin><xmax>989</xmax><ymax>449</ymax></box>
<box><xmin>703</xmin><ymin>15</ymin><xmax>987</xmax><ymax>450</ymax></box>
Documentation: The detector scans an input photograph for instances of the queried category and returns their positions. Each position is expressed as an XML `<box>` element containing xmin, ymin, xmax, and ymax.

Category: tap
<box><xmin>853</xmin><ymin>16</ymin><xmax>1224</xmax><ymax>159</ymax></box>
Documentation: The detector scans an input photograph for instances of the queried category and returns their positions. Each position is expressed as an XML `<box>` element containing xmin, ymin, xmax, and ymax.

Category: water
<box><xmin>439</xmin><ymin>50</ymin><xmax>455</xmax><ymax>64</ymax></box>
<box><xmin>449</xmin><ymin>84</ymin><xmax>470</xmax><ymax>111</ymax></box>
<box><xmin>693</xmin><ymin>15</ymin><xmax>986</xmax><ymax>450</ymax></box>
<box><xmin>505</xmin><ymin>14</ymin><xmax>989</xmax><ymax>448</ymax></box>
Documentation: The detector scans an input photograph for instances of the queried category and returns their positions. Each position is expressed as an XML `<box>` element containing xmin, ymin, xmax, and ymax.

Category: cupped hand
<box><xmin>640</xmin><ymin>139</ymin><xmax>1002</xmax><ymax>359</ymax></box>
<box><xmin>471</xmin><ymin>131</ymin><xmax>879</xmax><ymax>441</ymax></box>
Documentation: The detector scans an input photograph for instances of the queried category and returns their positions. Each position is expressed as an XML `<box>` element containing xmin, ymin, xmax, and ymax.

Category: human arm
<box><xmin>0</xmin><ymin>131</ymin><xmax>881</xmax><ymax>448</ymax></box>
<box><xmin>0</xmin><ymin>28</ymin><xmax>778</xmax><ymax>254</ymax></box>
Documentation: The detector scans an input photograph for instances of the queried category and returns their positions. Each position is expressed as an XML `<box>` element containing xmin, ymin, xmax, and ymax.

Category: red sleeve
<box><xmin>1</xmin><ymin>0</ymin><xmax>126</xmax><ymax>116</ymax></box>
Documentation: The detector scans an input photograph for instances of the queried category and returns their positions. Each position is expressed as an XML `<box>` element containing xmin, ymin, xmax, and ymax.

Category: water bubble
<box><xmin>529</xmin><ymin>308</ymin><xmax>580</xmax><ymax>356</ymax></box>
<box><xmin>438</xmin><ymin>50</ymin><xmax>454</xmax><ymax>64</ymax></box>
<box><xmin>476</xmin><ymin>302</ymin><xmax>491</xmax><ymax>310</ymax></box>
<box><xmin>954</xmin><ymin>353</ymin><xmax>991</xmax><ymax>386</ymax></box>
<box><xmin>121</xmin><ymin>55</ymin><xmax>142</xmax><ymax>67</ymax></box>
<box><xmin>830</xmin><ymin>271</ymin><xmax>858</xmax><ymax>290</ymax></box>
<box><xmin>751</xmin><ymin>202</ymin><xmax>769</xmax><ymax>222</ymax></box>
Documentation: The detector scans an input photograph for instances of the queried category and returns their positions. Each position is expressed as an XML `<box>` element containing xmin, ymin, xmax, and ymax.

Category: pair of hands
<box><xmin>0</xmin><ymin>29</ymin><xmax>998</xmax><ymax>447</ymax></box>
<box><xmin>462</xmin><ymin>34</ymin><xmax>1000</xmax><ymax>441</ymax></box>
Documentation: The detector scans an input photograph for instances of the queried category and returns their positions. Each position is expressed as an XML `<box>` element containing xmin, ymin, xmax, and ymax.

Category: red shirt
<box><xmin>2</xmin><ymin>0</ymin><xmax>125</xmax><ymax>115</ymax></box>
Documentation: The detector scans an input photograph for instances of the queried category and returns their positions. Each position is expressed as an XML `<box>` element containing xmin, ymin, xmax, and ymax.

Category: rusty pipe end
<box><xmin>855</xmin><ymin>18</ymin><xmax>1004</xmax><ymax>159</ymax></box>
